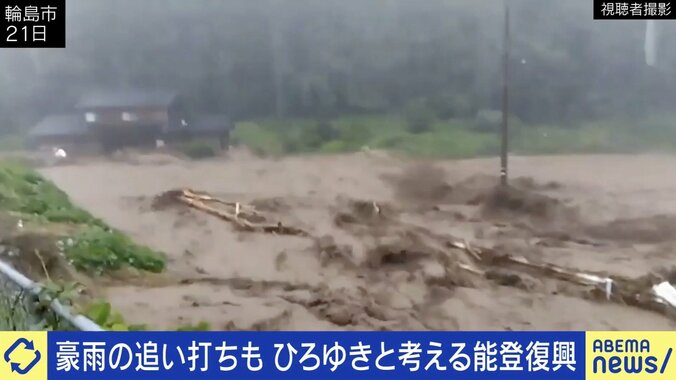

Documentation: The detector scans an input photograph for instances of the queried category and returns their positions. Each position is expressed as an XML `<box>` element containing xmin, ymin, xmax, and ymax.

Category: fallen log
<box><xmin>160</xmin><ymin>189</ymin><xmax>309</xmax><ymax>237</ymax></box>
<box><xmin>445</xmin><ymin>237</ymin><xmax>676</xmax><ymax>319</ymax></box>
<box><xmin>182</xmin><ymin>189</ymin><xmax>262</xmax><ymax>217</ymax></box>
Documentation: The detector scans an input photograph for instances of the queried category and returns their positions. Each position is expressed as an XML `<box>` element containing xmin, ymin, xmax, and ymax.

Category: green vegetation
<box><xmin>404</xmin><ymin>99</ymin><xmax>436</xmax><ymax>134</ymax></box>
<box><xmin>2</xmin><ymin>280</ymin><xmax>87</xmax><ymax>331</ymax></box>
<box><xmin>4</xmin><ymin>1</ymin><xmax>676</xmax><ymax>147</ymax></box>
<box><xmin>0</xmin><ymin>161</ymin><xmax>166</xmax><ymax>331</ymax></box>
<box><xmin>0</xmin><ymin>161</ymin><xmax>211</xmax><ymax>331</ymax></box>
<box><xmin>66</xmin><ymin>227</ymin><xmax>165</xmax><ymax>274</ymax></box>
<box><xmin>84</xmin><ymin>300</ymin><xmax>212</xmax><ymax>331</ymax></box>
<box><xmin>231</xmin><ymin>113</ymin><xmax>676</xmax><ymax>159</ymax></box>
<box><xmin>177</xmin><ymin>140</ymin><xmax>218</xmax><ymax>159</ymax></box>
<box><xmin>83</xmin><ymin>301</ymin><xmax>148</xmax><ymax>331</ymax></box>
<box><xmin>2</xmin><ymin>1</ymin><xmax>675</xmax><ymax>162</ymax></box>
<box><xmin>0</xmin><ymin>288</ymin><xmax>36</xmax><ymax>331</ymax></box>
<box><xmin>0</xmin><ymin>163</ymin><xmax>105</xmax><ymax>226</ymax></box>
<box><xmin>0</xmin><ymin>161</ymin><xmax>165</xmax><ymax>275</ymax></box>
<box><xmin>0</xmin><ymin>134</ymin><xmax>24</xmax><ymax>151</ymax></box>
<box><xmin>175</xmin><ymin>320</ymin><xmax>212</xmax><ymax>331</ymax></box>
<box><xmin>34</xmin><ymin>281</ymin><xmax>86</xmax><ymax>331</ymax></box>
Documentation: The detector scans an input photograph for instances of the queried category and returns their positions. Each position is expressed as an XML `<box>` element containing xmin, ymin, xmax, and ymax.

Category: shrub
<box><xmin>428</xmin><ymin>94</ymin><xmax>474</xmax><ymax>119</ymax></box>
<box><xmin>66</xmin><ymin>227</ymin><xmax>165</xmax><ymax>274</ymax></box>
<box><xmin>404</xmin><ymin>99</ymin><xmax>436</xmax><ymax>134</ymax></box>
<box><xmin>474</xmin><ymin>109</ymin><xmax>502</xmax><ymax>132</ymax></box>
<box><xmin>231</xmin><ymin>122</ymin><xmax>285</xmax><ymax>156</ymax></box>
<box><xmin>288</xmin><ymin>120</ymin><xmax>339</xmax><ymax>152</ymax></box>
<box><xmin>314</xmin><ymin>120</ymin><xmax>339</xmax><ymax>142</ymax></box>
<box><xmin>179</xmin><ymin>141</ymin><xmax>217</xmax><ymax>159</ymax></box>
<box><xmin>474</xmin><ymin>110</ymin><xmax>523</xmax><ymax>133</ymax></box>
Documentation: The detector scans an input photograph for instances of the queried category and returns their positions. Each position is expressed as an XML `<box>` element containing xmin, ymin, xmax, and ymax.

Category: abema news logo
<box><xmin>586</xmin><ymin>332</ymin><xmax>674</xmax><ymax>380</ymax></box>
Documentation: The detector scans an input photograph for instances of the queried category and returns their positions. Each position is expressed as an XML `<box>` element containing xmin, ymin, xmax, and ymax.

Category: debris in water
<box><xmin>153</xmin><ymin>189</ymin><xmax>309</xmax><ymax>237</ymax></box>
<box><xmin>653</xmin><ymin>282</ymin><xmax>676</xmax><ymax>310</ymax></box>
<box><xmin>55</xmin><ymin>148</ymin><xmax>67</xmax><ymax>158</ymax></box>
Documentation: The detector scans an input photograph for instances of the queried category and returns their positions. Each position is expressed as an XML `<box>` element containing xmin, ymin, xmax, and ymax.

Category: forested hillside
<box><xmin>1</xmin><ymin>0</ymin><xmax>676</xmax><ymax>153</ymax></box>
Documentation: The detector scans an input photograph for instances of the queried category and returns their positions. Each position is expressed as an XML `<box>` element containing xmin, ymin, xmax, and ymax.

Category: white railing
<box><xmin>0</xmin><ymin>260</ymin><xmax>103</xmax><ymax>331</ymax></box>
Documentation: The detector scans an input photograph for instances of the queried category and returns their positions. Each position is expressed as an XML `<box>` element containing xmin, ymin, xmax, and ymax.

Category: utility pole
<box><xmin>645</xmin><ymin>20</ymin><xmax>657</xmax><ymax>66</ymax></box>
<box><xmin>500</xmin><ymin>0</ymin><xmax>511</xmax><ymax>186</ymax></box>
<box><xmin>269</xmin><ymin>0</ymin><xmax>286</xmax><ymax>118</ymax></box>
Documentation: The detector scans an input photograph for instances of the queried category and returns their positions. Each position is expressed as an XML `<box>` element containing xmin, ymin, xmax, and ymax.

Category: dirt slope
<box><xmin>39</xmin><ymin>151</ymin><xmax>676</xmax><ymax>330</ymax></box>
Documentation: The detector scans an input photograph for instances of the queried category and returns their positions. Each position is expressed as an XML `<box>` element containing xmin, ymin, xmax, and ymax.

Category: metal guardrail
<box><xmin>0</xmin><ymin>260</ymin><xmax>103</xmax><ymax>331</ymax></box>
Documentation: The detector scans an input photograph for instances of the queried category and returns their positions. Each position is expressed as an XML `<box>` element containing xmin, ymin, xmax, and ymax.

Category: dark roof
<box><xmin>75</xmin><ymin>90</ymin><xmax>179</xmax><ymax>109</ymax></box>
<box><xmin>189</xmin><ymin>114</ymin><xmax>234</xmax><ymax>132</ymax></box>
<box><xmin>28</xmin><ymin>114</ymin><xmax>88</xmax><ymax>137</ymax></box>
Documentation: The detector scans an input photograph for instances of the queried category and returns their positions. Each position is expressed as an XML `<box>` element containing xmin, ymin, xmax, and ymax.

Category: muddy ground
<box><xmin>38</xmin><ymin>150</ymin><xmax>676</xmax><ymax>330</ymax></box>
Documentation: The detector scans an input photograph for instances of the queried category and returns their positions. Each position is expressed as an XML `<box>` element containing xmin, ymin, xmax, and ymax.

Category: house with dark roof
<box><xmin>27</xmin><ymin>114</ymin><xmax>94</xmax><ymax>147</ymax></box>
<box><xmin>75</xmin><ymin>90</ymin><xmax>180</xmax><ymax>110</ymax></box>
<box><xmin>29</xmin><ymin>89</ymin><xmax>233</xmax><ymax>152</ymax></box>
<box><xmin>74</xmin><ymin>89</ymin><xmax>185</xmax><ymax>151</ymax></box>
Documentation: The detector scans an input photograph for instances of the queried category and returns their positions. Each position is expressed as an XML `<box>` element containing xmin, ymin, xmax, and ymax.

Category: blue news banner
<box><xmin>47</xmin><ymin>331</ymin><xmax>584</xmax><ymax>380</ymax></box>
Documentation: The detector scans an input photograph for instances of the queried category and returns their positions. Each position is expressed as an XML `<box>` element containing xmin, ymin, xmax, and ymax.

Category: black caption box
<box><xmin>594</xmin><ymin>0</ymin><xmax>676</xmax><ymax>19</ymax></box>
<box><xmin>1</xmin><ymin>0</ymin><xmax>65</xmax><ymax>48</ymax></box>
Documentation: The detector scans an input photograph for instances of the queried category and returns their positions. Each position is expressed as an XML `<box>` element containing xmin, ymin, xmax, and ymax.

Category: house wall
<box><xmin>75</xmin><ymin>98</ymin><xmax>190</xmax><ymax>151</ymax></box>
<box><xmin>79</xmin><ymin>107</ymin><xmax>171</xmax><ymax>152</ymax></box>
<box><xmin>166</xmin><ymin>103</ymin><xmax>183</xmax><ymax>131</ymax></box>
<box><xmin>83</xmin><ymin>106</ymin><xmax>170</xmax><ymax>127</ymax></box>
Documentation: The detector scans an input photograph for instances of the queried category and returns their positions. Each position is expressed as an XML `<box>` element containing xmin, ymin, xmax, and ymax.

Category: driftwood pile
<box><xmin>448</xmin><ymin>240</ymin><xmax>676</xmax><ymax>319</ymax></box>
<box><xmin>153</xmin><ymin>189</ymin><xmax>309</xmax><ymax>237</ymax></box>
<box><xmin>153</xmin><ymin>188</ymin><xmax>676</xmax><ymax>320</ymax></box>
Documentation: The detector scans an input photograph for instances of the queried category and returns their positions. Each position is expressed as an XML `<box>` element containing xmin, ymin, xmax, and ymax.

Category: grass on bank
<box><xmin>0</xmin><ymin>160</ymin><xmax>229</xmax><ymax>332</ymax></box>
<box><xmin>0</xmin><ymin>160</ymin><xmax>166</xmax><ymax>330</ymax></box>
<box><xmin>231</xmin><ymin>113</ymin><xmax>676</xmax><ymax>159</ymax></box>
<box><xmin>0</xmin><ymin>160</ymin><xmax>165</xmax><ymax>274</ymax></box>
<box><xmin>81</xmin><ymin>300</ymin><xmax>211</xmax><ymax>331</ymax></box>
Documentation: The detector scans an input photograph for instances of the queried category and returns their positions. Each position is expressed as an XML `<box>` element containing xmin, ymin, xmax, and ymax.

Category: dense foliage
<box><xmin>1</xmin><ymin>0</ymin><xmax>675</xmax><ymax>133</ymax></box>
